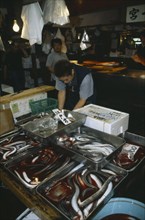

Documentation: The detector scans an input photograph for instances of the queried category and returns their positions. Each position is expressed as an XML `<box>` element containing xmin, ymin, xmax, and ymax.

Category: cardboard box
<box><xmin>9</xmin><ymin>93</ymin><xmax>47</xmax><ymax>121</ymax></box>
<box><xmin>0</xmin><ymin>86</ymin><xmax>55</xmax><ymax>122</ymax></box>
<box><xmin>0</xmin><ymin>109</ymin><xmax>15</xmax><ymax>135</ymax></box>
<box><xmin>75</xmin><ymin>104</ymin><xmax>129</xmax><ymax>135</ymax></box>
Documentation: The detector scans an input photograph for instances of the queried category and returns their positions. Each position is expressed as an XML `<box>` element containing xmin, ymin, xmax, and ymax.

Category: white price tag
<box><xmin>52</xmin><ymin>109</ymin><xmax>71</xmax><ymax>125</ymax></box>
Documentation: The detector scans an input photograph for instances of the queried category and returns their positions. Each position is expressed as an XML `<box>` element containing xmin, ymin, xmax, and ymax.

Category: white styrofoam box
<box><xmin>75</xmin><ymin>104</ymin><xmax>129</xmax><ymax>135</ymax></box>
<box><xmin>10</xmin><ymin>92</ymin><xmax>47</xmax><ymax>122</ymax></box>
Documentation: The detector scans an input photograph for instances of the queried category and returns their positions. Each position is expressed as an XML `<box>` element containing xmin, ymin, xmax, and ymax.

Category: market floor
<box><xmin>0</xmin><ymin>184</ymin><xmax>26</xmax><ymax>220</ymax></box>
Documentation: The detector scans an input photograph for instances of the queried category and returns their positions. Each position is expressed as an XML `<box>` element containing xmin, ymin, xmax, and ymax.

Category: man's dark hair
<box><xmin>51</xmin><ymin>38</ymin><xmax>62</xmax><ymax>47</ymax></box>
<box><xmin>54</xmin><ymin>60</ymin><xmax>73</xmax><ymax>77</ymax></box>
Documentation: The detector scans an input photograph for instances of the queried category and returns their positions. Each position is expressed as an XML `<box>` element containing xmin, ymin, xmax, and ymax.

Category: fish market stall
<box><xmin>0</xmin><ymin>108</ymin><xmax>145</xmax><ymax>220</ymax></box>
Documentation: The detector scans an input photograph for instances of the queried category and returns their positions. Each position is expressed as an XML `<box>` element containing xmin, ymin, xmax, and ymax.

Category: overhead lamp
<box><xmin>13</xmin><ymin>20</ymin><xmax>20</xmax><ymax>32</ymax></box>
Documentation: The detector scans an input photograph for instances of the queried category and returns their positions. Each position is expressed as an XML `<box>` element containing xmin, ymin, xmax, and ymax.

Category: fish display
<box><xmin>37</xmin><ymin>165</ymin><xmax>123</xmax><ymax>220</ymax></box>
<box><xmin>0</xmin><ymin>130</ymin><xmax>40</xmax><ymax>163</ymax></box>
<box><xmin>55</xmin><ymin>129</ymin><xmax>116</xmax><ymax>163</ymax></box>
<box><xmin>5</xmin><ymin>146</ymin><xmax>75</xmax><ymax>189</ymax></box>
<box><xmin>111</xmin><ymin>143</ymin><xmax>145</xmax><ymax>170</ymax></box>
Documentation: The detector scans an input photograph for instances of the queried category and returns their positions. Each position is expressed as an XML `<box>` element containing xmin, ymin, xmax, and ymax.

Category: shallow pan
<box><xmin>19</xmin><ymin>110</ymin><xmax>86</xmax><ymax>142</ymax></box>
<box><xmin>36</xmin><ymin>164</ymin><xmax>119</xmax><ymax>220</ymax></box>
<box><xmin>49</xmin><ymin>125</ymin><xmax>126</xmax><ymax>167</ymax></box>
<box><xmin>4</xmin><ymin>144</ymin><xmax>80</xmax><ymax>190</ymax></box>
<box><xmin>106</xmin><ymin>132</ymin><xmax>145</xmax><ymax>172</ymax></box>
<box><xmin>0</xmin><ymin>129</ymin><xmax>40</xmax><ymax>164</ymax></box>
<box><xmin>99</xmin><ymin>162</ymin><xmax>128</xmax><ymax>191</ymax></box>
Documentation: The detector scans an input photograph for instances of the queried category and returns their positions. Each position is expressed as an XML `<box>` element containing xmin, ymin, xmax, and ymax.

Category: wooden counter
<box><xmin>0</xmin><ymin>85</ymin><xmax>55</xmax><ymax>105</ymax></box>
<box><xmin>0</xmin><ymin>168</ymin><xmax>62</xmax><ymax>220</ymax></box>
<box><xmin>71</xmin><ymin>60</ymin><xmax>145</xmax><ymax>79</ymax></box>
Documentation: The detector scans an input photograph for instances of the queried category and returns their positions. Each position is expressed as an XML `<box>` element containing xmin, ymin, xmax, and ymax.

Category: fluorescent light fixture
<box><xmin>135</xmin><ymin>42</ymin><xmax>141</xmax><ymax>45</ymax></box>
<box><xmin>133</xmin><ymin>38</ymin><xmax>141</xmax><ymax>42</ymax></box>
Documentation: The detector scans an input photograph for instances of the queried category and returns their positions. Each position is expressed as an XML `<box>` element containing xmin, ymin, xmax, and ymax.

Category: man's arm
<box><xmin>73</xmin><ymin>73</ymin><xmax>94</xmax><ymax>110</ymax></box>
<box><xmin>47</xmin><ymin>65</ymin><xmax>54</xmax><ymax>73</ymax></box>
<box><xmin>58</xmin><ymin>90</ymin><xmax>66</xmax><ymax>110</ymax></box>
<box><xmin>73</xmin><ymin>98</ymin><xmax>86</xmax><ymax>110</ymax></box>
<box><xmin>46</xmin><ymin>54</ymin><xmax>54</xmax><ymax>72</ymax></box>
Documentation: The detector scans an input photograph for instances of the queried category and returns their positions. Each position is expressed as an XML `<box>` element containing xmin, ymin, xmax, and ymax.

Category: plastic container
<box><xmin>92</xmin><ymin>197</ymin><xmax>145</xmax><ymax>220</ymax></box>
<box><xmin>29</xmin><ymin>98</ymin><xmax>58</xmax><ymax>115</ymax></box>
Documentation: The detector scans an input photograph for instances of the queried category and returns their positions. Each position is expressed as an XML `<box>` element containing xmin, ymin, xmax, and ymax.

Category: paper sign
<box><xmin>126</xmin><ymin>4</ymin><xmax>145</xmax><ymax>23</ymax></box>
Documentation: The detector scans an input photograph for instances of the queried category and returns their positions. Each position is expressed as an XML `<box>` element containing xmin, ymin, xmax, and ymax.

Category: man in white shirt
<box><xmin>46</xmin><ymin>38</ymin><xmax>68</xmax><ymax>85</ymax></box>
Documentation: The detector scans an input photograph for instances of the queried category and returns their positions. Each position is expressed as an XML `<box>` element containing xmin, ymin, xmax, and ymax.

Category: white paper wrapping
<box><xmin>0</xmin><ymin>36</ymin><xmax>5</xmax><ymax>51</ymax></box>
<box><xmin>80</xmin><ymin>30</ymin><xmax>91</xmax><ymax>50</ymax></box>
<box><xmin>21</xmin><ymin>2</ymin><xmax>44</xmax><ymax>45</ymax></box>
<box><xmin>43</xmin><ymin>0</ymin><xmax>70</xmax><ymax>25</ymax></box>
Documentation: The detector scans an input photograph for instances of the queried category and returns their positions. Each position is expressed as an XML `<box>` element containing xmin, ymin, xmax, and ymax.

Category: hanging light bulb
<box><xmin>13</xmin><ymin>20</ymin><xmax>20</xmax><ymax>32</ymax></box>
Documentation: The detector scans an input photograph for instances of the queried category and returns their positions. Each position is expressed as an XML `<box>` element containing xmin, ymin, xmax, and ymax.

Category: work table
<box><xmin>71</xmin><ymin>60</ymin><xmax>145</xmax><ymax>79</ymax></box>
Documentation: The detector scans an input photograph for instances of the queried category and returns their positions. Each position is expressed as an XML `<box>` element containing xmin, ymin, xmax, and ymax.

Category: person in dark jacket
<box><xmin>3</xmin><ymin>40</ymin><xmax>28</xmax><ymax>92</ymax></box>
<box><xmin>54</xmin><ymin>60</ymin><xmax>95</xmax><ymax>110</ymax></box>
<box><xmin>132</xmin><ymin>30</ymin><xmax>145</xmax><ymax>67</ymax></box>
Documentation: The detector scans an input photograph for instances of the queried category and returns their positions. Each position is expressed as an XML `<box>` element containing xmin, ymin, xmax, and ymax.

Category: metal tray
<box><xmin>4</xmin><ymin>143</ymin><xmax>84</xmax><ymax>190</ymax></box>
<box><xmin>106</xmin><ymin>132</ymin><xmax>145</xmax><ymax>172</ymax></box>
<box><xmin>18</xmin><ymin>110</ymin><xmax>86</xmax><ymax>142</ymax></box>
<box><xmin>99</xmin><ymin>162</ymin><xmax>128</xmax><ymax>189</ymax></box>
<box><xmin>36</xmin><ymin>161</ymin><xmax>127</xmax><ymax>220</ymax></box>
<box><xmin>49</xmin><ymin>125</ymin><xmax>126</xmax><ymax>168</ymax></box>
<box><xmin>0</xmin><ymin>129</ymin><xmax>40</xmax><ymax>165</ymax></box>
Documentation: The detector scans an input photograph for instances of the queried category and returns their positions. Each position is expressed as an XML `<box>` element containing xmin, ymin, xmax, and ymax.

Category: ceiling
<box><xmin>0</xmin><ymin>0</ymin><xmax>144</xmax><ymax>34</ymax></box>
<box><xmin>1</xmin><ymin>0</ymin><xmax>145</xmax><ymax>17</ymax></box>
<box><xmin>65</xmin><ymin>0</ymin><xmax>145</xmax><ymax>16</ymax></box>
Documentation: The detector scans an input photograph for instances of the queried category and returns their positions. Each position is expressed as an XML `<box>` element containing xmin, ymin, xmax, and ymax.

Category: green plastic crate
<box><xmin>29</xmin><ymin>98</ymin><xmax>58</xmax><ymax>115</ymax></box>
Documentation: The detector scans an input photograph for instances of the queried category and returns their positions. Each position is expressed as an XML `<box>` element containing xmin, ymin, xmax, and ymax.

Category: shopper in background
<box><xmin>3</xmin><ymin>40</ymin><xmax>29</xmax><ymax>92</ymax></box>
<box><xmin>132</xmin><ymin>30</ymin><xmax>145</xmax><ymax>67</ymax></box>
<box><xmin>0</xmin><ymin>48</ymin><xmax>5</xmax><ymax>95</ymax></box>
<box><xmin>46</xmin><ymin>38</ymin><xmax>68</xmax><ymax>86</ymax></box>
<box><xmin>54</xmin><ymin>59</ymin><xmax>95</xmax><ymax>110</ymax></box>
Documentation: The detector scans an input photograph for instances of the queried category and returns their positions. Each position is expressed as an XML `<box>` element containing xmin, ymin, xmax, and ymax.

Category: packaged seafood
<box><xmin>107</xmin><ymin>132</ymin><xmax>145</xmax><ymax>172</ymax></box>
